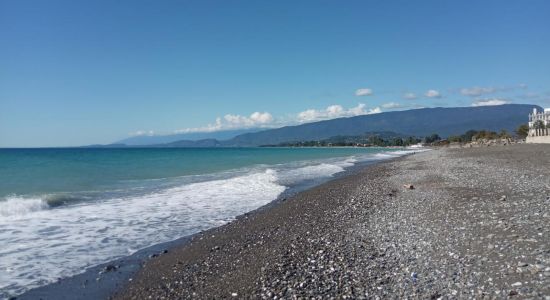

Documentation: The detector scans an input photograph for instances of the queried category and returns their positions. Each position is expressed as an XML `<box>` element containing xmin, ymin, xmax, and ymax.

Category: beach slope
<box><xmin>117</xmin><ymin>144</ymin><xmax>550</xmax><ymax>299</ymax></box>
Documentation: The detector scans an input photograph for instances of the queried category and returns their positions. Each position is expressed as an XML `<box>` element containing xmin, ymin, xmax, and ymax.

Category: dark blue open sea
<box><xmin>0</xmin><ymin>147</ymin><xmax>418</xmax><ymax>297</ymax></box>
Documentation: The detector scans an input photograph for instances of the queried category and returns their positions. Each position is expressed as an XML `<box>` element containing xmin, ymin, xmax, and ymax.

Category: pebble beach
<box><xmin>116</xmin><ymin>144</ymin><xmax>550</xmax><ymax>299</ymax></box>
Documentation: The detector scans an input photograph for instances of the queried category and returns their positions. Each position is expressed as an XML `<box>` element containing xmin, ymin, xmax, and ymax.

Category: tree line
<box><xmin>270</xmin><ymin>123</ymin><xmax>536</xmax><ymax>148</ymax></box>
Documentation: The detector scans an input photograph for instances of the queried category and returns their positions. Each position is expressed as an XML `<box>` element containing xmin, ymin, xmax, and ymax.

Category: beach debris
<box><xmin>103</xmin><ymin>264</ymin><xmax>118</xmax><ymax>272</ymax></box>
<box><xmin>403</xmin><ymin>184</ymin><xmax>415</xmax><ymax>190</ymax></box>
<box><xmin>231</xmin><ymin>292</ymin><xmax>238</xmax><ymax>297</ymax></box>
<box><xmin>163</xmin><ymin>249</ymin><xmax>169</xmax><ymax>254</ymax></box>
<box><xmin>410</xmin><ymin>272</ymin><xmax>418</xmax><ymax>283</ymax></box>
<box><xmin>509</xmin><ymin>290</ymin><xmax>518</xmax><ymax>296</ymax></box>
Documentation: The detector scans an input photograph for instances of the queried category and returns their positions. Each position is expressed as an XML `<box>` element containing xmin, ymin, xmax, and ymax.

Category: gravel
<box><xmin>116</xmin><ymin>144</ymin><xmax>550</xmax><ymax>299</ymax></box>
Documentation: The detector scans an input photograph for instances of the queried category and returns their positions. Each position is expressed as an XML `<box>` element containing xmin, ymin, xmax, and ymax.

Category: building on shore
<box><xmin>526</xmin><ymin>107</ymin><xmax>550</xmax><ymax>144</ymax></box>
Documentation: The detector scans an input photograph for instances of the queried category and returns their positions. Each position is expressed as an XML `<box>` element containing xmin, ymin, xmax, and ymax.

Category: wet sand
<box><xmin>115</xmin><ymin>144</ymin><xmax>550</xmax><ymax>299</ymax></box>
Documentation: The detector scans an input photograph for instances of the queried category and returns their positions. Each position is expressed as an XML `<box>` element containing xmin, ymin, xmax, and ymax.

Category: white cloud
<box><xmin>175</xmin><ymin>119</ymin><xmax>222</xmax><ymax>133</ymax></box>
<box><xmin>460</xmin><ymin>86</ymin><xmax>496</xmax><ymax>97</ymax></box>
<box><xmin>297</xmin><ymin>103</ymin><xmax>380</xmax><ymax>123</ymax></box>
<box><xmin>297</xmin><ymin>109</ymin><xmax>319</xmax><ymax>122</ymax></box>
<box><xmin>326</xmin><ymin>105</ymin><xmax>345</xmax><ymax>117</ymax></box>
<box><xmin>355</xmin><ymin>88</ymin><xmax>373</xmax><ymax>96</ymax></box>
<box><xmin>170</xmin><ymin>103</ymin><xmax>383</xmax><ymax>135</ymax></box>
<box><xmin>132</xmin><ymin>130</ymin><xmax>155</xmax><ymax>136</ymax></box>
<box><xmin>471</xmin><ymin>98</ymin><xmax>511</xmax><ymax>107</ymax></box>
<box><xmin>348</xmin><ymin>103</ymin><xmax>368</xmax><ymax>115</ymax></box>
<box><xmin>425</xmin><ymin>89</ymin><xmax>442</xmax><ymax>98</ymax></box>
<box><xmin>249</xmin><ymin>112</ymin><xmax>273</xmax><ymax>123</ymax></box>
<box><xmin>368</xmin><ymin>107</ymin><xmax>382</xmax><ymax>114</ymax></box>
<box><xmin>175</xmin><ymin>112</ymin><xmax>274</xmax><ymax>133</ymax></box>
<box><xmin>224</xmin><ymin>112</ymin><xmax>273</xmax><ymax>126</ymax></box>
<box><xmin>381</xmin><ymin>102</ymin><xmax>404</xmax><ymax>109</ymax></box>
<box><xmin>402</xmin><ymin>92</ymin><xmax>417</xmax><ymax>100</ymax></box>
<box><xmin>222</xmin><ymin>112</ymin><xmax>273</xmax><ymax>127</ymax></box>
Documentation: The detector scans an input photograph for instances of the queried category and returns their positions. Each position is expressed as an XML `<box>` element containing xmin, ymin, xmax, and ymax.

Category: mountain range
<box><xmin>107</xmin><ymin>104</ymin><xmax>540</xmax><ymax>147</ymax></box>
<box><xmin>116</xmin><ymin>128</ymin><xmax>260</xmax><ymax>145</ymax></box>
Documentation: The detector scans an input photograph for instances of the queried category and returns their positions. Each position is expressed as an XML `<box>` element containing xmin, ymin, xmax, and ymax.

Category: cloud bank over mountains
<box><xmin>131</xmin><ymin>83</ymin><xmax>539</xmax><ymax>136</ymax></box>
<box><xmin>297</xmin><ymin>104</ymin><xmax>381</xmax><ymax>123</ymax></box>
<box><xmin>471</xmin><ymin>99</ymin><xmax>511</xmax><ymax>107</ymax></box>
<box><xmin>174</xmin><ymin>112</ymin><xmax>274</xmax><ymax>134</ymax></box>
<box><xmin>161</xmin><ymin>103</ymin><xmax>383</xmax><ymax>136</ymax></box>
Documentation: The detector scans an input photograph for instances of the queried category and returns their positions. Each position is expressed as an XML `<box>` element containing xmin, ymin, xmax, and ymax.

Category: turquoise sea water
<box><xmin>0</xmin><ymin>147</ymin><xmax>399</xmax><ymax>198</ymax></box>
<box><xmin>0</xmin><ymin>147</ymin><xmax>417</xmax><ymax>297</ymax></box>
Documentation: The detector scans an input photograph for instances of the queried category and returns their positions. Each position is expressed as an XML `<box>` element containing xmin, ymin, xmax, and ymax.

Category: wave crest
<box><xmin>0</xmin><ymin>196</ymin><xmax>48</xmax><ymax>218</ymax></box>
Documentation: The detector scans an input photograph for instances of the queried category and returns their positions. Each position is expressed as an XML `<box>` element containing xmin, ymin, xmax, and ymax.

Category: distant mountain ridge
<box><xmin>223</xmin><ymin>104</ymin><xmax>540</xmax><ymax>146</ymax></box>
<box><xmin>116</xmin><ymin>128</ymin><xmax>260</xmax><ymax>145</ymax></box>
<box><xmin>105</xmin><ymin>104</ymin><xmax>539</xmax><ymax>148</ymax></box>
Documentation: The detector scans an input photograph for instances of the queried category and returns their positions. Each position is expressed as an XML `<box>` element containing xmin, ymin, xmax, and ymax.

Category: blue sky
<box><xmin>1</xmin><ymin>0</ymin><xmax>549</xmax><ymax>147</ymax></box>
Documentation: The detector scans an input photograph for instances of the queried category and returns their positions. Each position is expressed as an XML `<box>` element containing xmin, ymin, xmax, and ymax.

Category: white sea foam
<box><xmin>278</xmin><ymin>163</ymin><xmax>345</xmax><ymax>184</ymax></box>
<box><xmin>0</xmin><ymin>150</ymin><xmax>417</xmax><ymax>297</ymax></box>
<box><xmin>0</xmin><ymin>169</ymin><xmax>285</xmax><ymax>296</ymax></box>
<box><xmin>0</xmin><ymin>196</ymin><xmax>48</xmax><ymax>218</ymax></box>
<box><xmin>372</xmin><ymin>149</ymin><xmax>430</xmax><ymax>159</ymax></box>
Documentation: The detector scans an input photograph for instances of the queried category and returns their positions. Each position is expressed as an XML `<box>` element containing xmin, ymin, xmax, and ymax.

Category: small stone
<box><xmin>231</xmin><ymin>292</ymin><xmax>238</xmax><ymax>297</ymax></box>
<box><xmin>103</xmin><ymin>264</ymin><xmax>118</xmax><ymax>272</ymax></box>
<box><xmin>517</xmin><ymin>262</ymin><xmax>528</xmax><ymax>267</ymax></box>
<box><xmin>411</xmin><ymin>272</ymin><xmax>418</xmax><ymax>283</ymax></box>
<box><xmin>509</xmin><ymin>290</ymin><xmax>518</xmax><ymax>296</ymax></box>
<box><xmin>499</xmin><ymin>195</ymin><xmax>507</xmax><ymax>201</ymax></box>
<box><xmin>511</xmin><ymin>282</ymin><xmax>522</xmax><ymax>287</ymax></box>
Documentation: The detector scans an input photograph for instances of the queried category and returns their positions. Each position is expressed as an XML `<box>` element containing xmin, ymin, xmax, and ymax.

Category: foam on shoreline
<box><xmin>3</xmin><ymin>149</ymin><xmax>424</xmax><ymax>298</ymax></box>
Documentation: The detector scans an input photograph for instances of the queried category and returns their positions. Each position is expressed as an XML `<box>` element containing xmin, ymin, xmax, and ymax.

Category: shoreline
<box><xmin>112</xmin><ymin>154</ymin><xmax>413</xmax><ymax>299</ymax></box>
<box><xmin>115</xmin><ymin>144</ymin><xmax>549</xmax><ymax>299</ymax></box>
<box><xmin>16</xmin><ymin>151</ymin><xmax>412</xmax><ymax>300</ymax></box>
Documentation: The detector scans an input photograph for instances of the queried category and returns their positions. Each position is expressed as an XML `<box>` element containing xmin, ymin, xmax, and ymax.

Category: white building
<box><xmin>526</xmin><ymin>107</ymin><xmax>550</xmax><ymax>144</ymax></box>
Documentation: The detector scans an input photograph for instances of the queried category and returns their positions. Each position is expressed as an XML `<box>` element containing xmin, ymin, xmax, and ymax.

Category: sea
<box><xmin>0</xmin><ymin>147</ymin><xmax>419</xmax><ymax>297</ymax></box>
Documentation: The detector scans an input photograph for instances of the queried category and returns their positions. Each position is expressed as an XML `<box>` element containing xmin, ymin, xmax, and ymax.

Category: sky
<box><xmin>1</xmin><ymin>0</ymin><xmax>549</xmax><ymax>147</ymax></box>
